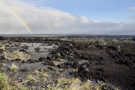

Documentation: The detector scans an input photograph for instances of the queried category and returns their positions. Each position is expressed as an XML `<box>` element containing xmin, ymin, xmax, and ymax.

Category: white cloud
<box><xmin>0</xmin><ymin>0</ymin><xmax>135</xmax><ymax>35</ymax></box>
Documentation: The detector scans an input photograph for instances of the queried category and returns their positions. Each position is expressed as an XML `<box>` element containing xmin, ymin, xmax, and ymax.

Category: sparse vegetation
<box><xmin>0</xmin><ymin>73</ymin><xmax>27</xmax><ymax>90</ymax></box>
<box><xmin>0</xmin><ymin>73</ymin><xmax>9</xmax><ymax>90</ymax></box>
<box><xmin>47</xmin><ymin>78</ymin><xmax>119</xmax><ymax>90</ymax></box>
<box><xmin>0</xmin><ymin>37</ymin><xmax>134</xmax><ymax>90</ymax></box>
<box><xmin>10</xmin><ymin>64</ymin><xmax>18</xmax><ymax>72</ymax></box>
<box><xmin>0</xmin><ymin>44</ymin><xmax>31</xmax><ymax>61</ymax></box>
<box><xmin>33</xmin><ymin>70</ymin><xmax>49</xmax><ymax>81</ymax></box>
<box><xmin>4</xmin><ymin>50</ymin><xmax>31</xmax><ymax>61</ymax></box>
<box><xmin>0</xmin><ymin>44</ymin><xmax>6</xmax><ymax>51</ymax></box>
<box><xmin>0</xmin><ymin>73</ymin><xmax>119</xmax><ymax>90</ymax></box>
<box><xmin>39</xmin><ymin>72</ymin><xmax>48</xmax><ymax>81</ymax></box>
<box><xmin>26</xmin><ymin>74</ymin><xmax>37</xmax><ymax>82</ymax></box>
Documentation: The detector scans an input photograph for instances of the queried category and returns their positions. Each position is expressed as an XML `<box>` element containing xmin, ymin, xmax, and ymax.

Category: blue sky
<box><xmin>29</xmin><ymin>0</ymin><xmax>135</xmax><ymax>22</ymax></box>
<box><xmin>0</xmin><ymin>0</ymin><xmax>135</xmax><ymax>34</ymax></box>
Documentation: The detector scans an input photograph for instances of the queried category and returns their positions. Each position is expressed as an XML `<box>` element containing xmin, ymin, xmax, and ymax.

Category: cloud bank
<box><xmin>0</xmin><ymin>0</ymin><xmax>135</xmax><ymax>35</ymax></box>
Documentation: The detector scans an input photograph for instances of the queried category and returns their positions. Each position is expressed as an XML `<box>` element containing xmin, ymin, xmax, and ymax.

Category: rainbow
<box><xmin>0</xmin><ymin>0</ymin><xmax>32</xmax><ymax>33</ymax></box>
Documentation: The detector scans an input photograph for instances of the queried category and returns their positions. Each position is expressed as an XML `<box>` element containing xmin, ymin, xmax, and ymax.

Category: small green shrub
<box><xmin>26</xmin><ymin>74</ymin><xmax>37</xmax><ymax>82</ymax></box>
<box><xmin>10</xmin><ymin>64</ymin><xmax>18</xmax><ymax>72</ymax></box>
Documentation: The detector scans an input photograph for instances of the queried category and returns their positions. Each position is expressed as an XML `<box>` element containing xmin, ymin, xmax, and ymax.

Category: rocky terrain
<box><xmin>0</xmin><ymin>36</ymin><xmax>135</xmax><ymax>90</ymax></box>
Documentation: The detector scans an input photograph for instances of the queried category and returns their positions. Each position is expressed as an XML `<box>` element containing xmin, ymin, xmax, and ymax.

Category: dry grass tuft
<box><xmin>47</xmin><ymin>78</ymin><xmax>119</xmax><ymax>90</ymax></box>
<box><xmin>4</xmin><ymin>50</ymin><xmax>31</xmax><ymax>61</ymax></box>
<box><xmin>0</xmin><ymin>73</ymin><xmax>27</xmax><ymax>90</ymax></box>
